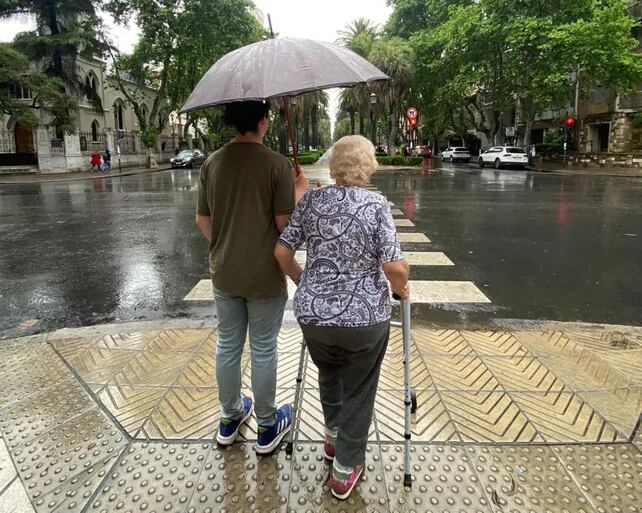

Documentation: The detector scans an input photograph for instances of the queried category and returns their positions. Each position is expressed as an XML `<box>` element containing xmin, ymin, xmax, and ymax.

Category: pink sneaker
<box><xmin>330</xmin><ymin>464</ymin><xmax>364</xmax><ymax>500</ymax></box>
<box><xmin>323</xmin><ymin>436</ymin><xmax>335</xmax><ymax>460</ymax></box>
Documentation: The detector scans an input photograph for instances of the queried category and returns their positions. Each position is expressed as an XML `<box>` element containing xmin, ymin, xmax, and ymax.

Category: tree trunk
<box><xmin>303</xmin><ymin>110</ymin><xmax>310</xmax><ymax>151</ymax></box>
<box><xmin>147</xmin><ymin>147</ymin><xmax>158</xmax><ymax>169</ymax></box>
<box><xmin>349</xmin><ymin>111</ymin><xmax>355</xmax><ymax>135</ymax></box>
<box><xmin>359</xmin><ymin>113</ymin><xmax>365</xmax><ymax>135</ymax></box>
<box><xmin>388</xmin><ymin>104</ymin><xmax>399</xmax><ymax>156</ymax></box>
<box><xmin>311</xmin><ymin>104</ymin><xmax>318</xmax><ymax>149</ymax></box>
<box><xmin>279</xmin><ymin>109</ymin><xmax>288</xmax><ymax>155</ymax></box>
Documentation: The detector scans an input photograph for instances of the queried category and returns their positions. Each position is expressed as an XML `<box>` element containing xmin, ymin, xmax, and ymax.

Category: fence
<box><xmin>0</xmin><ymin>130</ymin><xmax>15</xmax><ymax>153</ymax></box>
<box><xmin>115</xmin><ymin>131</ymin><xmax>137</xmax><ymax>154</ymax></box>
<box><xmin>79</xmin><ymin>131</ymin><xmax>107</xmax><ymax>155</ymax></box>
<box><xmin>50</xmin><ymin>139</ymin><xmax>65</xmax><ymax>154</ymax></box>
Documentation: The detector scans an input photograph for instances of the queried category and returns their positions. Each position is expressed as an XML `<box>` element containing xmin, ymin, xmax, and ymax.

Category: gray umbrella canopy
<box><xmin>180</xmin><ymin>38</ymin><xmax>389</xmax><ymax>113</ymax></box>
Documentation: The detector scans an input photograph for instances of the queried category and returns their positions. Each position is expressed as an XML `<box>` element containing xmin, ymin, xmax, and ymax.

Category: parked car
<box><xmin>413</xmin><ymin>144</ymin><xmax>433</xmax><ymax>157</ymax></box>
<box><xmin>441</xmin><ymin>146</ymin><xmax>471</xmax><ymax>162</ymax></box>
<box><xmin>478</xmin><ymin>146</ymin><xmax>528</xmax><ymax>169</ymax></box>
<box><xmin>170</xmin><ymin>149</ymin><xmax>206</xmax><ymax>169</ymax></box>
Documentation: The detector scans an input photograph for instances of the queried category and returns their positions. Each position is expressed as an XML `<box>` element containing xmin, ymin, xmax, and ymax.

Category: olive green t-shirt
<box><xmin>196</xmin><ymin>142</ymin><xmax>295</xmax><ymax>299</ymax></box>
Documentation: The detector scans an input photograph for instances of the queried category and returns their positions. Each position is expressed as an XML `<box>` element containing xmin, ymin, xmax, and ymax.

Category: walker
<box><xmin>285</xmin><ymin>295</ymin><xmax>416</xmax><ymax>489</ymax></box>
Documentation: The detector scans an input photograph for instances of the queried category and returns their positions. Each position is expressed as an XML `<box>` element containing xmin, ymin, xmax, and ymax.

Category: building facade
<box><xmin>1</xmin><ymin>56</ymin><xmax>180</xmax><ymax>174</ymax></box>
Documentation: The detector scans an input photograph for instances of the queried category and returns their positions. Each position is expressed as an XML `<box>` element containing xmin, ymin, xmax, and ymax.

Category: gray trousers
<box><xmin>300</xmin><ymin>321</ymin><xmax>389</xmax><ymax>467</ymax></box>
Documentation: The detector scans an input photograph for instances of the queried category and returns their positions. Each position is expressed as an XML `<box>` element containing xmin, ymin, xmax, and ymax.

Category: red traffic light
<box><xmin>565</xmin><ymin>116</ymin><xmax>575</xmax><ymax>126</ymax></box>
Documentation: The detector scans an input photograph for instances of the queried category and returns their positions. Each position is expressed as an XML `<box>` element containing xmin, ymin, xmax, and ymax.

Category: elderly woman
<box><xmin>274</xmin><ymin>135</ymin><xmax>409</xmax><ymax>500</ymax></box>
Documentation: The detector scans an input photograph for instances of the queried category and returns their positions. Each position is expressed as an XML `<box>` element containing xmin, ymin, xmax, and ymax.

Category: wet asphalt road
<box><xmin>1</xmin><ymin>163</ymin><xmax>641</xmax><ymax>338</ymax></box>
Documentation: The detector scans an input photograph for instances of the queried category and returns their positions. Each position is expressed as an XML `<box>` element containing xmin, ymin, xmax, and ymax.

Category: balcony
<box><xmin>630</xmin><ymin>1</ymin><xmax>642</xmax><ymax>20</ymax></box>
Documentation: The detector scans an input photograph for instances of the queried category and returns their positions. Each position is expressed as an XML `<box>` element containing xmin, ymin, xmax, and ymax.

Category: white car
<box><xmin>441</xmin><ymin>146</ymin><xmax>471</xmax><ymax>163</ymax></box>
<box><xmin>479</xmin><ymin>146</ymin><xmax>529</xmax><ymax>169</ymax></box>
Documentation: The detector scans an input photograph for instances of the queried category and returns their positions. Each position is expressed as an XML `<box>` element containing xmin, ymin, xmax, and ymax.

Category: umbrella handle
<box><xmin>282</xmin><ymin>99</ymin><xmax>300</xmax><ymax>173</ymax></box>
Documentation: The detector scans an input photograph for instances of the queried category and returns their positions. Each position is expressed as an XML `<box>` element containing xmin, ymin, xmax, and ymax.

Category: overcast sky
<box><xmin>0</xmin><ymin>1</ymin><xmax>393</xmax><ymax>136</ymax></box>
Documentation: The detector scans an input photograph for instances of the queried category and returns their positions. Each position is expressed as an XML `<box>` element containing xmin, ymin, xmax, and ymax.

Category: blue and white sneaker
<box><xmin>216</xmin><ymin>396</ymin><xmax>254</xmax><ymax>446</ymax></box>
<box><xmin>255</xmin><ymin>404</ymin><xmax>293</xmax><ymax>455</ymax></box>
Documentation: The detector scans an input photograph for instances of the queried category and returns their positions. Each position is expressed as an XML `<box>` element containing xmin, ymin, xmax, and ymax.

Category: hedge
<box><xmin>376</xmin><ymin>156</ymin><xmax>423</xmax><ymax>166</ymax></box>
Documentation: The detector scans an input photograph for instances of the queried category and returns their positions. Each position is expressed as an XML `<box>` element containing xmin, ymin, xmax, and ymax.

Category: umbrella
<box><xmin>179</xmin><ymin>37</ymin><xmax>389</xmax><ymax>167</ymax></box>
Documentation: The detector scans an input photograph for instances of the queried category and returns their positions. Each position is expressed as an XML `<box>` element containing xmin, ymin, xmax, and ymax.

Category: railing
<box><xmin>0</xmin><ymin>130</ymin><xmax>15</xmax><ymax>153</ymax></box>
<box><xmin>114</xmin><ymin>130</ymin><xmax>137</xmax><ymax>154</ymax></box>
<box><xmin>630</xmin><ymin>1</ymin><xmax>642</xmax><ymax>20</ymax></box>
<box><xmin>79</xmin><ymin>131</ymin><xmax>107</xmax><ymax>154</ymax></box>
<box><xmin>51</xmin><ymin>139</ymin><xmax>65</xmax><ymax>154</ymax></box>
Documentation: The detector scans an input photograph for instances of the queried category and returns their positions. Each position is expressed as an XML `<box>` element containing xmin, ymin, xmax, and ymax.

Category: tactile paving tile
<box><xmin>143</xmin><ymin>329</ymin><xmax>213</xmax><ymax>353</ymax></box>
<box><xmin>553</xmin><ymin>444</ymin><xmax>642</xmax><ymax>513</ymax></box>
<box><xmin>591</xmin><ymin>349</ymin><xmax>642</xmax><ymax>384</ymax></box>
<box><xmin>381</xmin><ymin>445</ymin><xmax>491</xmax><ymax>513</ymax></box>
<box><xmin>0</xmin><ymin>341</ymin><xmax>53</xmax><ymax>376</ymax></box>
<box><xmin>509</xmin><ymin>390</ymin><xmax>626</xmax><ymax>442</ymax></box>
<box><xmin>479</xmin><ymin>355</ymin><xmax>567</xmax><ymax>393</ymax></box>
<box><xmin>375</xmin><ymin>389</ymin><xmax>461</xmax><ymax>442</ymax></box>
<box><xmin>53</xmin><ymin>332</ymin><xmax>150</xmax><ymax>353</ymax></box>
<box><xmin>460</xmin><ymin>331</ymin><xmax>532</xmax><ymax>358</ymax></box>
<box><xmin>6</xmin><ymin>408</ymin><xmax>126</xmax><ymax>505</ymax></box>
<box><xmin>0</xmin><ymin>378</ymin><xmax>95</xmax><ymax>446</ymax></box>
<box><xmin>186</xmin><ymin>443</ymin><xmax>292</xmax><ymax>512</ymax></box>
<box><xmin>440</xmin><ymin>391</ymin><xmax>542</xmax><ymax>443</ymax></box>
<box><xmin>569</xmin><ymin>388</ymin><xmax>642</xmax><ymax>437</ymax></box>
<box><xmin>96</xmin><ymin>385</ymin><xmax>168</xmax><ymax>436</ymax></box>
<box><xmin>0</xmin><ymin>353</ymin><xmax>71</xmax><ymax>407</ymax></box>
<box><xmin>565</xmin><ymin>329</ymin><xmax>642</xmax><ymax>352</ymax></box>
<box><xmin>175</xmin><ymin>353</ymin><xmax>218</xmax><ymax>388</ymax></box>
<box><xmin>114</xmin><ymin>350</ymin><xmax>193</xmax><ymax>387</ymax></box>
<box><xmin>89</xmin><ymin>442</ymin><xmax>213</xmax><ymax>512</ymax></box>
<box><xmin>470</xmin><ymin>445</ymin><xmax>596</xmax><ymax>513</ymax></box>
<box><xmin>137</xmin><ymin>388</ymin><xmax>219</xmax><ymax>440</ymax></box>
<box><xmin>61</xmin><ymin>347</ymin><xmax>140</xmax><ymax>385</ymax></box>
<box><xmin>289</xmin><ymin>443</ymin><xmax>390</xmax><ymax>512</ymax></box>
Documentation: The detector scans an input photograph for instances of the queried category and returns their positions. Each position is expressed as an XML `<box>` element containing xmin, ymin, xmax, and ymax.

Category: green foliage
<box><xmin>376</xmin><ymin>156</ymin><xmax>422</xmax><ymax>166</ymax></box>
<box><xmin>0</xmin><ymin>0</ymin><xmax>107</xmax><ymax>131</ymax></box>
<box><xmin>543</xmin><ymin>130</ymin><xmax>565</xmax><ymax>152</ymax></box>
<box><xmin>141</xmin><ymin>128</ymin><xmax>157</xmax><ymax>149</ymax></box>
<box><xmin>630</xmin><ymin>112</ymin><xmax>642</xmax><ymax>127</ymax></box>
<box><xmin>389</xmin><ymin>0</ymin><xmax>642</xmax><ymax>148</ymax></box>
<box><xmin>287</xmin><ymin>151</ymin><xmax>322</xmax><ymax>165</ymax></box>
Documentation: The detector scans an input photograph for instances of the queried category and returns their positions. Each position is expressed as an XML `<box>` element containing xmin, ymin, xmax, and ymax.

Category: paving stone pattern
<box><xmin>0</xmin><ymin>325</ymin><xmax>640</xmax><ymax>512</ymax></box>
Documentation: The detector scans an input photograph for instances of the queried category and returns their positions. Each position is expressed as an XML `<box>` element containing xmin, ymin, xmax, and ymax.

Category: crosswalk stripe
<box><xmin>397</xmin><ymin>233</ymin><xmax>431</xmax><ymax>243</ymax></box>
<box><xmin>185</xmin><ymin>279</ymin><xmax>490</xmax><ymax>304</ymax></box>
<box><xmin>394</xmin><ymin>219</ymin><xmax>414</xmax><ymax>227</ymax></box>
<box><xmin>294</xmin><ymin>250</ymin><xmax>452</xmax><ymax>266</ymax></box>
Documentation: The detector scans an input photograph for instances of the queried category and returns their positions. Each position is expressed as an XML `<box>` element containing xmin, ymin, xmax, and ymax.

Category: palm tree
<box><xmin>369</xmin><ymin>37</ymin><xmax>413</xmax><ymax>155</ymax></box>
<box><xmin>336</xmin><ymin>18</ymin><xmax>380</xmax><ymax>46</ymax></box>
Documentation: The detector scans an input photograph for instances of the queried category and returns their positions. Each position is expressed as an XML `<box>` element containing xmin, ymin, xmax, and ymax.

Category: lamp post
<box><xmin>370</xmin><ymin>92</ymin><xmax>377</xmax><ymax>146</ymax></box>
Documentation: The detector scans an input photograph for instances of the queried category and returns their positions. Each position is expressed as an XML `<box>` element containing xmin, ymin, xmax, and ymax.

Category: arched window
<box><xmin>91</xmin><ymin>120</ymin><xmax>100</xmax><ymax>141</ymax></box>
<box><xmin>85</xmin><ymin>72</ymin><xmax>98</xmax><ymax>97</ymax></box>
<box><xmin>113</xmin><ymin>100</ymin><xmax>124</xmax><ymax>133</ymax></box>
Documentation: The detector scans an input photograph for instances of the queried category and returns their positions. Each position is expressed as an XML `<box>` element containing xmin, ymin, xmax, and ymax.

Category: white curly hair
<box><xmin>328</xmin><ymin>135</ymin><xmax>378</xmax><ymax>187</ymax></box>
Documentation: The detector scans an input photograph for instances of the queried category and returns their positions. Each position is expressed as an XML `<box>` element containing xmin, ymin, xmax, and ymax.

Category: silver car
<box><xmin>170</xmin><ymin>149</ymin><xmax>206</xmax><ymax>169</ymax></box>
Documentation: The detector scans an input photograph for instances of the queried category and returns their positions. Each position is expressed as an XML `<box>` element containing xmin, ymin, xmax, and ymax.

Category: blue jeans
<box><xmin>214</xmin><ymin>287</ymin><xmax>287</xmax><ymax>428</ymax></box>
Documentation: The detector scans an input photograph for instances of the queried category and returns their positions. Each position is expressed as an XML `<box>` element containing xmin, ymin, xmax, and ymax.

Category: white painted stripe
<box><xmin>405</xmin><ymin>252</ymin><xmax>454</xmax><ymax>266</ymax></box>
<box><xmin>296</xmin><ymin>250</ymin><xmax>451</xmax><ymax>266</ymax></box>
<box><xmin>388</xmin><ymin>201</ymin><xmax>394</xmax><ymax>206</ymax></box>
<box><xmin>397</xmin><ymin>233</ymin><xmax>431</xmax><ymax>243</ymax></box>
<box><xmin>407</xmin><ymin>280</ymin><xmax>491</xmax><ymax>303</ymax></box>
<box><xmin>185</xmin><ymin>279</ymin><xmax>490</xmax><ymax>304</ymax></box>
<box><xmin>390</xmin><ymin>208</ymin><xmax>403</xmax><ymax>215</ymax></box>
<box><xmin>394</xmin><ymin>219</ymin><xmax>414</xmax><ymax>227</ymax></box>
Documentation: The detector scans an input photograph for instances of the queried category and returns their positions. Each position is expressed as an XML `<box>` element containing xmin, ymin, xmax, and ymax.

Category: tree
<box><xmin>105</xmin><ymin>0</ymin><xmax>265</xmax><ymax>166</ymax></box>
<box><xmin>369</xmin><ymin>37</ymin><xmax>413</xmax><ymax>155</ymax></box>
<box><xmin>336</xmin><ymin>17</ymin><xmax>380</xmax><ymax>45</ymax></box>
<box><xmin>0</xmin><ymin>0</ymin><xmax>107</xmax><ymax>132</ymax></box>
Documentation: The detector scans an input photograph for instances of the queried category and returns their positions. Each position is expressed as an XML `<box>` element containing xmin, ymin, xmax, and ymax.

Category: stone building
<box><xmin>1</xmin><ymin>56</ymin><xmax>182</xmax><ymax>174</ymax></box>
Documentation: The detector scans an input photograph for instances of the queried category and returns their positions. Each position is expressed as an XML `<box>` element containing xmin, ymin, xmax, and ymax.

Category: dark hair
<box><xmin>223</xmin><ymin>100</ymin><xmax>270</xmax><ymax>135</ymax></box>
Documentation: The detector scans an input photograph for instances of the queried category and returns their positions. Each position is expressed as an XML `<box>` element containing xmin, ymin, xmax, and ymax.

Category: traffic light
<box><xmin>564</xmin><ymin>116</ymin><xmax>574</xmax><ymax>137</ymax></box>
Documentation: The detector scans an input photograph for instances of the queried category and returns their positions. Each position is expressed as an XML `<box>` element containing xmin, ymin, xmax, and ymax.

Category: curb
<box><xmin>0</xmin><ymin>165</ymin><xmax>172</xmax><ymax>185</ymax></box>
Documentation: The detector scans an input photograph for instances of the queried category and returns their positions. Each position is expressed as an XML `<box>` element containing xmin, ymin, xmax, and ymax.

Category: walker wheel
<box><xmin>410</xmin><ymin>388</ymin><xmax>417</xmax><ymax>414</ymax></box>
<box><xmin>285</xmin><ymin>442</ymin><xmax>293</xmax><ymax>455</ymax></box>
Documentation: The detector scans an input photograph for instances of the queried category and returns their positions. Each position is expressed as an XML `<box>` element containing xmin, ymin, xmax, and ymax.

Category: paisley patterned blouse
<box><xmin>277</xmin><ymin>185</ymin><xmax>404</xmax><ymax>327</ymax></box>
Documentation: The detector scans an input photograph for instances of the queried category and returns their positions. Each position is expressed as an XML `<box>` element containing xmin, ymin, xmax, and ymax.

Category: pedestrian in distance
<box><xmin>103</xmin><ymin>149</ymin><xmax>112</xmax><ymax>172</ymax></box>
<box><xmin>195</xmin><ymin>100</ymin><xmax>309</xmax><ymax>455</ymax></box>
<box><xmin>274</xmin><ymin>135</ymin><xmax>410</xmax><ymax>500</ymax></box>
<box><xmin>90</xmin><ymin>150</ymin><xmax>102</xmax><ymax>172</ymax></box>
